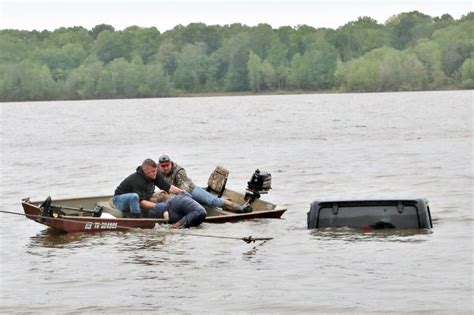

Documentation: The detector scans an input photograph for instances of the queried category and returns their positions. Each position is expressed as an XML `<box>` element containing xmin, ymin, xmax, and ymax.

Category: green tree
<box><xmin>124</xmin><ymin>26</ymin><xmax>161</xmax><ymax>63</ymax></box>
<box><xmin>286</xmin><ymin>25</ymin><xmax>319</xmax><ymax>60</ymax></box>
<box><xmin>460</xmin><ymin>57</ymin><xmax>474</xmax><ymax>88</ymax></box>
<box><xmin>0</xmin><ymin>33</ymin><xmax>29</xmax><ymax>63</ymax></box>
<box><xmin>0</xmin><ymin>62</ymin><xmax>56</xmax><ymax>101</ymax></box>
<box><xmin>289</xmin><ymin>41</ymin><xmax>337</xmax><ymax>90</ymax></box>
<box><xmin>327</xmin><ymin>16</ymin><xmax>389</xmax><ymax>61</ymax></box>
<box><xmin>173</xmin><ymin>43</ymin><xmax>210</xmax><ymax>91</ymax></box>
<box><xmin>266</xmin><ymin>36</ymin><xmax>289</xmax><ymax>67</ymax></box>
<box><xmin>152</xmin><ymin>40</ymin><xmax>177</xmax><ymax>76</ymax></box>
<box><xmin>49</xmin><ymin>27</ymin><xmax>93</xmax><ymax>49</ymax></box>
<box><xmin>247</xmin><ymin>52</ymin><xmax>263</xmax><ymax>92</ymax></box>
<box><xmin>93</xmin><ymin>30</ymin><xmax>132</xmax><ymax>63</ymax></box>
<box><xmin>433</xmin><ymin>14</ymin><xmax>455</xmax><ymax>29</ymax></box>
<box><xmin>432</xmin><ymin>19</ymin><xmax>474</xmax><ymax>79</ymax></box>
<box><xmin>174</xmin><ymin>23</ymin><xmax>222</xmax><ymax>53</ymax></box>
<box><xmin>89</xmin><ymin>24</ymin><xmax>115</xmax><ymax>40</ymax></box>
<box><xmin>139</xmin><ymin>64</ymin><xmax>171</xmax><ymax>97</ymax></box>
<box><xmin>250</xmin><ymin>23</ymin><xmax>276</xmax><ymax>60</ymax></box>
<box><xmin>288</xmin><ymin>53</ymin><xmax>305</xmax><ymax>89</ymax></box>
<box><xmin>33</xmin><ymin>43</ymin><xmax>87</xmax><ymax>70</ymax></box>
<box><xmin>65</xmin><ymin>55</ymin><xmax>104</xmax><ymax>99</ymax></box>
<box><xmin>386</xmin><ymin>11</ymin><xmax>435</xmax><ymax>50</ymax></box>
<box><xmin>95</xmin><ymin>58</ymin><xmax>141</xmax><ymax>98</ymax></box>
<box><xmin>411</xmin><ymin>39</ymin><xmax>449</xmax><ymax>88</ymax></box>
<box><xmin>260</xmin><ymin>60</ymin><xmax>277</xmax><ymax>90</ymax></box>
<box><xmin>223</xmin><ymin>32</ymin><xmax>251</xmax><ymax>91</ymax></box>
<box><xmin>206</xmin><ymin>48</ymin><xmax>228</xmax><ymax>91</ymax></box>
<box><xmin>336</xmin><ymin>47</ymin><xmax>428</xmax><ymax>92</ymax></box>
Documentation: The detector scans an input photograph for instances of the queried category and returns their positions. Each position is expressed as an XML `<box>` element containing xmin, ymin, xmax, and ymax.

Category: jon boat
<box><xmin>21</xmin><ymin>169</ymin><xmax>286</xmax><ymax>233</ymax></box>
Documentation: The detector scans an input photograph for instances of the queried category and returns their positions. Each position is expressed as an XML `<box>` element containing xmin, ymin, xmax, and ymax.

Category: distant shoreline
<box><xmin>2</xmin><ymin>13</ymin><xmax>472</xmax><ymax>102</ymax></box>
<box><xmin>1</xmin><ymin>87</ymin><xmax>468</xmax><ymax>104</ymax></box>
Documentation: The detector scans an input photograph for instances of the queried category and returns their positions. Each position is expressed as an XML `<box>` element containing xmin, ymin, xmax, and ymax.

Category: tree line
<box><xmin>0</xmin><ymin>11</ymin><xmax>473</xmax><ymax>102</ymax></box>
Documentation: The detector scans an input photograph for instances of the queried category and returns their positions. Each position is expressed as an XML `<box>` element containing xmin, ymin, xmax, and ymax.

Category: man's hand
<box><xmin>171</xmin><ymin>222</ymin><xmax>183</xmax><ymax>229</ymax></box>
<box><xmin>169</xmin><ymin>185</ymin><xmax>184</xmax><ymax>194</ymax></box>
<box><xmin>140</xmin><ymin>200</ymin><xmax>156</xmax><ymax>209</ymax></box>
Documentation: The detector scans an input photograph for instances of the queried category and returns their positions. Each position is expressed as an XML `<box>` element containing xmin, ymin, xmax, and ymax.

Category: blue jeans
<box><xmin>112</xmin><ymin>193</ymin><xmax>141</xmax><ymax>215</ymax></box>
<box><xmin>191</xmin><ymin>186</ymin><xmax>224</xmax><ymax>208</ymax></box>
<box><xmin>168</xmin><ymin>192</ymin><xmax>207</xmax><ymax>227</ymax></box>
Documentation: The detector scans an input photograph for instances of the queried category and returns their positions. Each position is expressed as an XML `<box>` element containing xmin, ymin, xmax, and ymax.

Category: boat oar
<box><xmin>164</xmin><ymin>230</ymin><xmax>273</xmax><ymax>243</ymax></box>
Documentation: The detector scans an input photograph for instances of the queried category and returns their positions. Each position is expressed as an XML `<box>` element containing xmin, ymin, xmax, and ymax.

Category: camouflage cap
<box><xmin>158</xmin><ymin>154</ymin><xmax>171</xmax><ymax>164</ymax></box>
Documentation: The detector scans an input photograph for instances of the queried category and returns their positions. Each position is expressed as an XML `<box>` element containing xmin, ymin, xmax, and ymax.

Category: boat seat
<box><xmin>96</xmin><ymin>199</ymin><xmax>123</xmax><ymax>218</ymax></box>
<box><xmin>206</xmin><ymin>165</ymin><xmax>229</xmax><ymax>197</ymax></box>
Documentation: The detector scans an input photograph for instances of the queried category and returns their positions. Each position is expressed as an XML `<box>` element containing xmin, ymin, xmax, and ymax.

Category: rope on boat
<box><xmin>0</xmin><ymin>209</ymin><xmax>273</xmax><ymax>243</ymax></box>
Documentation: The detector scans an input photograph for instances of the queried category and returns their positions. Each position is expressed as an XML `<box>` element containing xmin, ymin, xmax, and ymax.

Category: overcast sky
<box><xmin>0</xmin><ymin>0</ymin><xmax>472</xmax><ymax>32</ymax></box>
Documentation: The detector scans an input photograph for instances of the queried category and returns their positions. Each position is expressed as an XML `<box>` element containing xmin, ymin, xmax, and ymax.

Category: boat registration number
<box><xmin>84</xmin><ymin>222</ymin><xmax>118</xmax><ymax>230</ymax></box>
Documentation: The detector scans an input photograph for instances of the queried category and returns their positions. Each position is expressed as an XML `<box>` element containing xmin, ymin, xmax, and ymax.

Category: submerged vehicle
<box><xmin>22</xmin><ymin>168</ymin><xmax>286</xmax><ymax>233</ymax></box>
<box><xmin>307</xmin><ymin>199</ymin><xmax>432</xmax><ymax>230</ymax></box>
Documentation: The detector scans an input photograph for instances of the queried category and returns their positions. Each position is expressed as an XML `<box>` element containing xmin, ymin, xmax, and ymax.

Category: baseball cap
<box><xmin>158</xmin><ymin>154</ymin><xmax>171</xmax><ymax>165</ymax></box>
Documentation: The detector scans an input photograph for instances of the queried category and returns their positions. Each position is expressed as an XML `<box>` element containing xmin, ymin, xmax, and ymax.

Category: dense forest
<box><xmin>1</xmin><ymin>11</ymin><xmax>473</xmax><ymax>102</ymax></box>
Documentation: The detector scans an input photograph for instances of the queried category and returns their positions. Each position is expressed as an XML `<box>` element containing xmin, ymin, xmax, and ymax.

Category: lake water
<box><xmin>0</xmin><ymin>91</ymin><xmax>472</xmax><ymax>313</ymax></box>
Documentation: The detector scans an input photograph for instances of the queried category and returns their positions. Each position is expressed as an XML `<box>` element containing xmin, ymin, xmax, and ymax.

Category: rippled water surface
<box><xmin>1</xmin><ymin>91</ymin><xmax>472</xmax><ymax>313</ymax></box>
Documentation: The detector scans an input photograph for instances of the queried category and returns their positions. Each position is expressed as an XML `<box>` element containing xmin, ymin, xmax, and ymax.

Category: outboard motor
<box><xmin>243</xmin><ymin>170</ymin><xmax>272</xmax><ymax>210</ymax></box>
<box><xmin>247</xmin><ymin>169</ymin><xmax>272</xmax><ymax>195</ymax></box>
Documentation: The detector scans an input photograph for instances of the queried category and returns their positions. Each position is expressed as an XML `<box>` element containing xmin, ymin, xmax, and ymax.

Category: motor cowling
<box><xmin>247</xmin><ymin>169</ymin><xmax>272</xmax><ymax>194</ymax></box>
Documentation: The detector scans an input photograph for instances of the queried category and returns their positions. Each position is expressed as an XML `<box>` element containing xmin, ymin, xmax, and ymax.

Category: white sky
<box><xmin>0</xmin><ymin>0</ymin><xmax>472</xmax><ymax>32</ymax></box>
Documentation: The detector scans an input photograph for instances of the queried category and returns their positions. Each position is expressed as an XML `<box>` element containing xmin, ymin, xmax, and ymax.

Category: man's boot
<box><xmin>223</xmin><ymin>200</ymin><xmax>244</xmax><ymax>213</ymax></box>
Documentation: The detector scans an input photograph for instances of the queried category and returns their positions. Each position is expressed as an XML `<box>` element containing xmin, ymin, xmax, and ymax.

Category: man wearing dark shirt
<box><xmin>113</xmin><ymin>158</ymin><xmax>182</xmax><ymax>218</ymax></box>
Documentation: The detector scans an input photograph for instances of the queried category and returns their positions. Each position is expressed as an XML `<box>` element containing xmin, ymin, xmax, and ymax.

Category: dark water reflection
<box><xmin>1</xmin><ymin>91</ymin><xmax>472</xmax><ymax>313</ymax></box>
<box><xmin>28</xmin><ymin>229</ymin><xmax>99</xmax><ymax>248</ymax></box>
<box><xmin>310</xmin><ymin>227</ymin><xmax>433</xmax><ymax>242</ymax></box>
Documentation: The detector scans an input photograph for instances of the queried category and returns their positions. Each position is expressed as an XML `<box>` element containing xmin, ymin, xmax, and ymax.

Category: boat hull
<box><xmin>22</xmin><ymin>189</ymin><xmax>286</xmax><ymax>233</ymax></box>
<box><xmin>23</xmin><ymin>202</ymin><xmax>163</xmax><ymax>233</ymax></box>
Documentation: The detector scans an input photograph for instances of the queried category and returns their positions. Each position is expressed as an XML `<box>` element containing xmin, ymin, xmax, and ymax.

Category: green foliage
<box><xmin>49</xmin><ymin>27</ymin><xmax>93</xmax><ymax>49</ymax></box>
<box><xmin>93</xmin><ymin>31</ymin><xmax>132</xmax><ymax>63</ymax></box>
<box><xmin>32</xmin><ymin>43</ymin><xmax>87</xmax><ymax>72</ymax></box>
<box><xmin>431</xmin><ymin>19</ymin><xmax>474</xmax><ymax>79</ymax></box>
<box><xmin>336</xmin><ymin>47</ymin><xmax>428</xmax><ymax>92</ymax></box>
<box><xmin>433</xmin><ymin>14</ymin><xmax>455</xmax><ymax>29</ymax></box>
<box><xmin>460</xmin><ymin>57</ymin><xmax>474</xmax><ymax>88</ymax></box>
<box><xmin>173</xmin><ymin>43</ymin><xmax>210</xmax><ymax>91</ymax></box>
<box><xmin>410</xmin><ymin>39</ymin><xmax>449</xmax><ymax>88</ymax></box>
<box><xmin>89</xmin><ymin>24</ymin><xmax>115</xmax><ymax>40</ymax></box>
<box><xmin>65</xmin><ymin>56</ymin><xmax>104</xmax><ymax>99</ymax></box>
<box><xmin>0</xmin><ymin>10</ymin><xmax>471</xmax><ymax>101</ymax></box>
<box><xmin>223</xmin><ymin>32</ymin><xmax>251</xmax><ymax>91</ymax></box>
<box><xmin>124</xmin><ymin>26</ymin><xmax>161</xmax><ymax>63</ymax></box>
<box><xmin>289</xmin><ymin>41</ymin><xmax>338</xmax><ymax>90</ymax></box>
<box><xmin>172</xmin><ymin>23</ymin><xmax>222</xmax><ymax>54</ymax></box>
<box><xmin>0</xmin><ymin>62</ymin><xmax>56</xmax><ymax>101</ymax></box>
<box><xmin>328</xmin><ymin>16</ymin><xmax>389</xmax><ymax>61</ymax></box>
<box><xmin>247</xmin><ymin>52</ymin><xmax>277</xmax><ymax>92</ymax></box>
<box><xmin>386</xmin><ymin>11</ymin><xmax>435</xmax><ymax>50</ymax></box>
<box><xmin>95</xmin><ymin>57</ymin><xmax>142</xmax><ymax>98</ymax></box>
<box><xmin>0</xmin><ymin>33</ymin><xmax>29</xmax><ymax>63</ymax></box>
<box><xmin>152</xmin><ymin>40</ymin><xmax>177</xmax><ymax>76</ymax></box>
<box><xmin>139</xmin><ymin>64</ymin><xmax>171</xmax><ymax>97</ymax></box>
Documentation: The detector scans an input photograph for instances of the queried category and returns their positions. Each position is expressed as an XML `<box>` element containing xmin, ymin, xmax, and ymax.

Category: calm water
<box><xmin>0</xmin><ymin>91</ymin><xmax>472</xmax><ymax>313</ymax></box>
